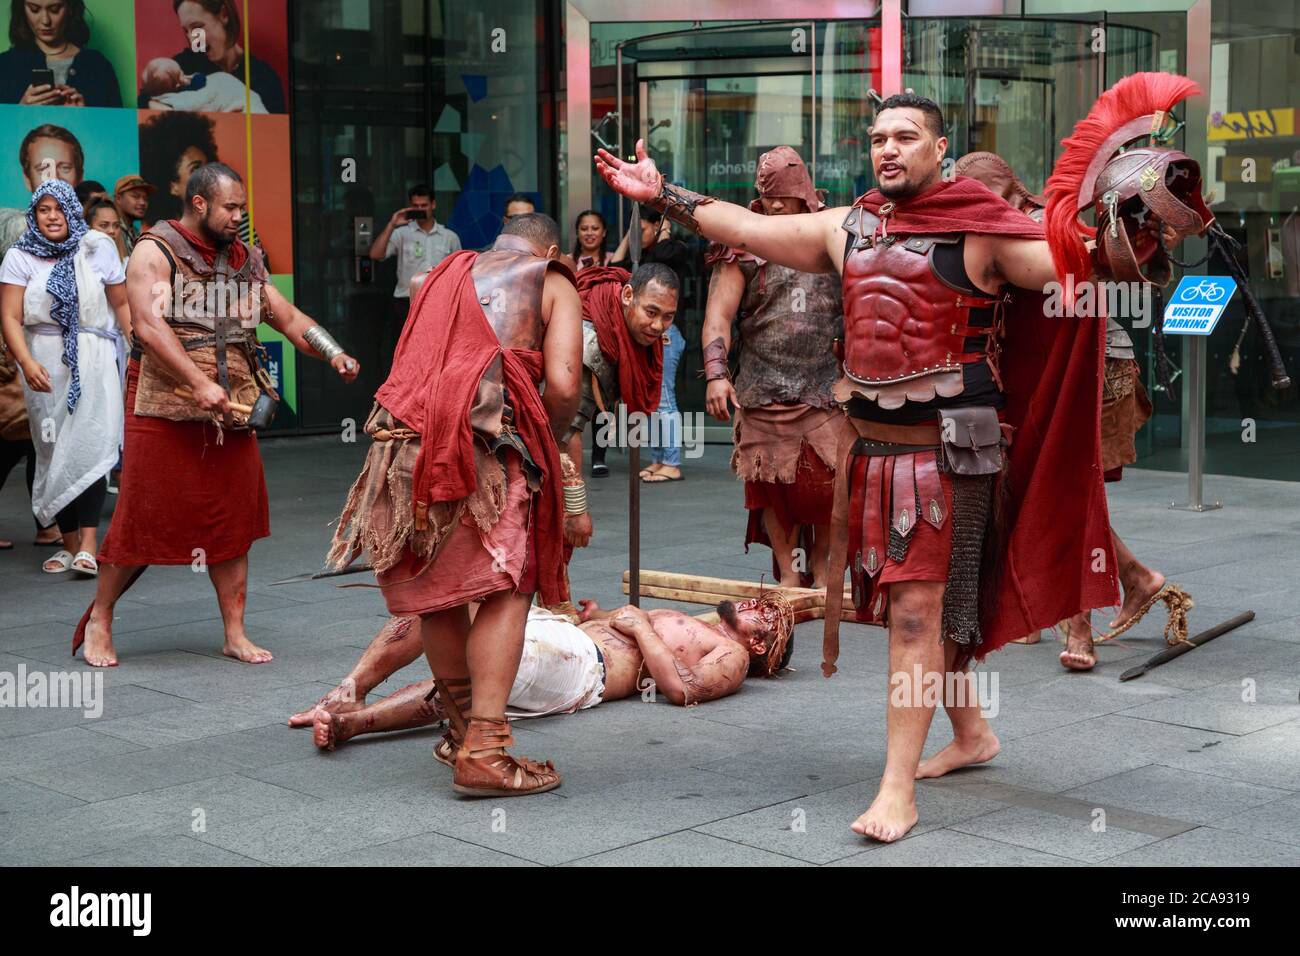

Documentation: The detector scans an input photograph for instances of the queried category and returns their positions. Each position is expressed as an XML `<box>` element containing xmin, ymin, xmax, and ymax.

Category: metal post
<box><xmin>1172</xmin><ymin>337</ymin><xmax>1221</xmax><ymax>511</ymax></box>
<box><xmin>1171</xmin><ymin>0</ymin><xmax>1219</xmax><ymax>513</ymax></box>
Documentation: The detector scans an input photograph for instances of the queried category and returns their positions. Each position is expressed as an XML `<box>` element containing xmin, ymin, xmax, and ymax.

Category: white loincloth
<box><xmin>506</xmin><ymin>607</ymin><xmax>605</xmax><ymax>718</ymax></box>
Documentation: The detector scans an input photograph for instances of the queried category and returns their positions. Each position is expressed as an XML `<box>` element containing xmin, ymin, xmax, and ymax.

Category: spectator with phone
<box><xmin>368</xmin><ymin>184</ymin><xmax>461</xmax><ymax>373</ymax></box>
<box><xmin>0</xmin><ymin>0</ymin><xmax>122</xmax><ymax>107</ymax></box>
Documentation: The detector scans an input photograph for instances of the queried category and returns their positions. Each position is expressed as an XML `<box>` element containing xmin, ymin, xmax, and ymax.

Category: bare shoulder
<box><xmin>125</xmin><ymin>238</ymin><xmax>167</xmax><ymax>279</ymax></box>
<box><xmin>542</xmin><ymin>266</ymin><xmax>582</xmax><ymax>323</ymax></box>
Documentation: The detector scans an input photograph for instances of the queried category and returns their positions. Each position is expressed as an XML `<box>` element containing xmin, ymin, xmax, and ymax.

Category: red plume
<box><xmin>1044</xmin><ymin>72</ymin><xmax>1202</xmax><ymax>292</ymax></box>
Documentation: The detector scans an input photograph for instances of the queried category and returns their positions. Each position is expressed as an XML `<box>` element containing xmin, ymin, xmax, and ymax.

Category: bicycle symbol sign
<box><xmin>1163</xmin><ymin>275</ymin><xmax>1236</xmax><ymax>336</ymax></box>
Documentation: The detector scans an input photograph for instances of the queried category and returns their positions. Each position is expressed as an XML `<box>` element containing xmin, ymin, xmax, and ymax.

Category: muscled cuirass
<box><xmin>470</xmin><ymin>234</ymin><xmax>560</xmax><ymax>351</ymax></box>
<box><xmin>466</xmin><ymin>234</ymin><xmax>574</xmax><ymax>438</ymax></box>
<box><xmin>838</xmin><ymin>205</ymin><xmax>1006</xmax><ymax>409</ymax></box>
<box><xmin>735</xmin><ymin>260</ymin><xmax>843</xmax><ymax>409</ymax></box>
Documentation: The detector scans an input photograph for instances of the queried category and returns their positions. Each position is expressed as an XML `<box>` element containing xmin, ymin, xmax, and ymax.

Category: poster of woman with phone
<box><xmin>0</xmin><ymin>0</ymin><xmax>123</xmax><ymax>107</ymax></box>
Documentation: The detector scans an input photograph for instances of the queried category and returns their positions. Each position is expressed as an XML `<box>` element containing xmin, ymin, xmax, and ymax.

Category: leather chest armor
<box><xmin>735</xmin><ymin>259</ymin><xmax>843</xmax><ymax>409</ymax></box>
<box><xmin>838</xmin><ymin>204</ymin><xmax>1009</xmax><ymax>409</ymax></box>
<box><xmin>470</xmin><ymin>234</ymin><xmax>564</xmax><ymax>351</ymax></box>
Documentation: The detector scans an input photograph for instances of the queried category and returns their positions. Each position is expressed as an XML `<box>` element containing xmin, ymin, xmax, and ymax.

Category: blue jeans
<box><xmin>649</xmin><ymin>324</ymin><xmax>684</xmax><ymax>467</ymax></box>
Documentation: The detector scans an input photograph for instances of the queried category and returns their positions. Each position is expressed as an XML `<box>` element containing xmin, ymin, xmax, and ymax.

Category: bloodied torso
<box><xmin>731</xmin><ymin>258</ymin><xmax>843</xmax><ymax>409</ymax></box>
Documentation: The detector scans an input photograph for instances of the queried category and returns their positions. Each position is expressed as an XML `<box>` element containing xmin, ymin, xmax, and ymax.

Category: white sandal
<box><xmin>71</xmin><ymin>551</ymin><xmax>99</xmax><ymax>576</ymax></box>
<box><xmin>43</xmin><ymin>550</ymin><xmax>74</xmax><ymax>573</ymax></box>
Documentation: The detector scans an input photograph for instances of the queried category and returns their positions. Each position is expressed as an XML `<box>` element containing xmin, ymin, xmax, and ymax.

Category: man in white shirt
<box><xmin>368</xmin><ymin>184</ymin><xmax>461</xmax><ymax>372</ymax></box>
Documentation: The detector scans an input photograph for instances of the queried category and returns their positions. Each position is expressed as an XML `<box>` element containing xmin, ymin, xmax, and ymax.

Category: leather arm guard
<box><xmin>646</xmin><ymin>177</ymin><xmax>715</xmax><ymax>234</ymax></box>
<box><xmin>702</xmin><ymin>336</ymin><xmax>730</xmax><ymax>381</ymax></box>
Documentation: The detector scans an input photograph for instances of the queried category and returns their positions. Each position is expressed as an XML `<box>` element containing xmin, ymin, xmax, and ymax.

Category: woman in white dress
<box><xmin>0</xmin><ymin>179</ymin><xmax>131</xmax><ymax>576</ymax></box>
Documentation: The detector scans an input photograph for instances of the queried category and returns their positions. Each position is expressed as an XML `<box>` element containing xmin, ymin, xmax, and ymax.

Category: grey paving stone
<box><xmin>1105</xmin><ymin>826</ymin><xmax>1300</xmax><ymax>867</ymax></box>
<box><xmin>312</xmin><ymin>831</ymin><xmax>542</xmax><ymax>867</ymax></box>
<box><xmin>964</xmin><ymin>715</ymin><xmax>1234</xmax><ymax>794</ymax></box>
<box><xmin>1213</xmin><ymin>792</ymin><xmax>1300</xmax><ymax>848</ymax></box>
<box><xmin>827</xmin><ymin>827</ymin><xmax>1076</xmax><ymax>866</ymax></box>
<box><xmin>0</xmin><ymin>678</ymin><xmax>182</xmax><ymax>738</ymax></box>
<box><xmin>416</xmin><ymin>767</ymin><xmax>810</xmax><ymax>866</ymax></box>
<box><xmin>696</xmin><ymin>778</ymin><xmax>1005</xmax><ymax>864</ymax></box>
<box><xmin>570</xmin><ymin>830</ymin><xmax>812</xmax><ymax>866</ymax></box>
<box><xmin>68</xmin><ymin>835</ymin><xmax>267</xmax><ymax>867</ymax></box>
<box><xmin>1116</xmin><ymin>676</ymin><xmax>1300</xmax><ymax>736</ymax></box>
<box><xmin>0</xmin><ymin>774</ymin><xmax>314</xmax><ymax>865</ymax></box>
<box><xmin>190</xmin><ymin>787</ymin><xmax>447</xmax><ymax>865</ymax></box>
<box><xmin>951</xmin><ymin>805</ymin><xmax>1159</xmax><ymax>862</ymax></box>
<box><xmin>0</xmin><ymin>778</ymin><xmax>85</xmax><ymax>815</ymax></box>
<box><xmin>0</xmin><ymin>725</ymin><xmax>142</xmax><ymax>777</ymax></box>
<box><xmin>1063</xmin><ymin>764</ymin><xmax>1291</xmax><ymax>827</ymax></box>
<box><xmin>1161</xmin><ymin>719</ymin><xmax>1300</xmax><ymax>790</ymax></box>
<box><xmin>19</xmin><ymin>740</ymin><xmax>246</xmax><ymax>801</ymax></box>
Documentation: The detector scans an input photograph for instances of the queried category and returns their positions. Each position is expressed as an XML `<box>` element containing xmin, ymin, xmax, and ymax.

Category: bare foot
<box><xmin>915</xmin><ymin>730</ymin><xmax>1001</xmax><ymax>779</ymax></box>
<box><xmin>289</xmin><ymin>677</ymin><xmax>363</xmax><ymax>727</ymax></box>
<box><xmin>1059</xmin><ymin>616</ymin><xmax>1097</xmax><ymax>672</ymax></box>
<box><xmin>850</xmin><ymin>785</ymin><xmax>919</xmax><ymax>843</ymax></box>
<box><xmin>312</xmin><ymin>707</ymin><xmax>349</xmax><ymax>751</ymax></box>
<box><xmin>1109</xmin><ymin>567</ymin><xmax>1165</xmax><ymax>630</ymax></box>
<box><xmin>222</xmin><ymin>634</ymin><xmax>274</xmax><ymax>664</ymax></box>
<box><xmin>577</xmin><ymin>598</ymin><xmax>603</xmax><ymax>623</ymax></box>
<box><xmin>82</xmin><ymin>612</ymin><xmax>118</xmax><ymax>668</ymax></box>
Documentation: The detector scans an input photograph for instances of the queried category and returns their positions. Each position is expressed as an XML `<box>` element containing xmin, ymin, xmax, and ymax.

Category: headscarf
<box><xmin>13</xmin><ymin>179</ymin><xmax>88</xmax><ymax>412</ymax></box>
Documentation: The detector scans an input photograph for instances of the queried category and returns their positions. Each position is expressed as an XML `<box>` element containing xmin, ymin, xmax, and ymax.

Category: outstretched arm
<box><xmin>596</xmin><ymin>140</ymin><xmax>845</xmax><ymax>275</ymax></box>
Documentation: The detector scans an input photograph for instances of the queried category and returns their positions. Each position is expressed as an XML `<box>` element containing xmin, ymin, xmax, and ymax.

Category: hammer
<box><xmin>173</xmin><ymin>386</ymin><xmax>252</xmax><ymax>416</ymax></box>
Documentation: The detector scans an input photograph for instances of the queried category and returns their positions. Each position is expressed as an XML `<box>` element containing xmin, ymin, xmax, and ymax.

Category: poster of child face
<box><xmin>134</xmin><ymin>0</ymin><xmax>287</xmax><ymax>114</ymax></box>
<box><xmin>0</xmin><ymin>104</ymin><xmax>139</xmax><ymax>208</ymax></box>
<box><xmin>137</xmin><ymin>109</ymin><xmax>292</xmax><ymax>270</ymax></box>
<box><xmin>0</xmin><ymin>0</ymin><xmax>136</xmax><ymax>108</ymax></box>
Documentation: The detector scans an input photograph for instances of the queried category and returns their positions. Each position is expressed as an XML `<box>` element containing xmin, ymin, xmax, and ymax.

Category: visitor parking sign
<box><xmin>1162</xmin><ymin>275</ymin><xmax>1236</xmax><ymax>335</ymax></box>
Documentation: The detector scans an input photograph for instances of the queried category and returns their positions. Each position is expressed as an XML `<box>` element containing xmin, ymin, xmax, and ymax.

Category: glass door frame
<box><xmin>564</xmin><ymin>0</ymin><xmax>891</xmax><ymax>248</ymax></box>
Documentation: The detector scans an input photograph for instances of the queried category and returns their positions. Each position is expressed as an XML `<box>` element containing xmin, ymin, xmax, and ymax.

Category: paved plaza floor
<box><xmin>1</xmin><ymin>436</ymin><xmax>1298</xmax><ymax>866</ymax></box>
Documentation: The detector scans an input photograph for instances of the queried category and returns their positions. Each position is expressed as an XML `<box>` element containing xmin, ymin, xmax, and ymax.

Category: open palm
<box><xmin>594</xmin><ymin>138</ymin><xmax>661</xmax><ymax>203</ymax></box>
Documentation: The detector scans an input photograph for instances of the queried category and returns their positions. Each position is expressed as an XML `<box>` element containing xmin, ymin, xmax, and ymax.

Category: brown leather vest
<box><xmin>142</xmin><ymin>220</ymin><xmax>265</xmax><ymax>332</ymax></box>
<box><xmin>470</xmin><ymin>234</ymin><xmax>573</xmax><ymax>351</ymax></box>
<box><xmin>838</xmin><ymin>205</ymin><xmax>1007</xmax><ymax>407</ymax></box>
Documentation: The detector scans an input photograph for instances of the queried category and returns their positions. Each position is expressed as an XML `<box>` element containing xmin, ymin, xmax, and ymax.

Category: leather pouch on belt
<box><xmin>936</xmin><ymin>406</ymin><xmax>1003</xmax><ymax>476</ymax></box>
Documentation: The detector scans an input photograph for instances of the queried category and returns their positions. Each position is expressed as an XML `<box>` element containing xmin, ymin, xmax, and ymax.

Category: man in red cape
<box><xmin>597</xmin><ymin>94</ymin><xmax>1121</xmax><ymax>842</ymax></box>
<box><xmin>328</xmin><ymin>213</ymin><xmax>585</xmax><ymax>797</ymax></box>
<box><xmin>560</xmin><ymin>262</ymin><xmax>675</xmax><ymax>545</ymax></box>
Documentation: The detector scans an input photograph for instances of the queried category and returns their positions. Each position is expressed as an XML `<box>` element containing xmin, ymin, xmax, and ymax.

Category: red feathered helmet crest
<box><xmin>1045</xmin><ymin>73</ymin><xmax>1215</xmax><ymax>290</ymax></box>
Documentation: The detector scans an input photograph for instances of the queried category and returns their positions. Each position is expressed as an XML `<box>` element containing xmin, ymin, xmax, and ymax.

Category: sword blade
<box><xmin>269</xmin><ymin>563</ymin><xmax>375</xmax><ymax>586</ymax></box>
<box><xmin>1119</xmin><ymin>610</ymin><xmax>1254</xmax><ymax>681</ymax></box>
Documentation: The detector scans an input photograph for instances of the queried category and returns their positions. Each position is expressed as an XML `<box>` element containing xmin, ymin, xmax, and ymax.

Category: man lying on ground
<box><xmin>288</xmin><ymin>594</ymin><xmax>795</xmax><ymax>754</ymax></box>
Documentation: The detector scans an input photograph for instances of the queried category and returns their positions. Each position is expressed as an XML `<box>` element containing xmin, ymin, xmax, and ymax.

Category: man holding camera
<box><xmin>369</xmin><ymin>184</ymin><xmax>461</xmax><ymax>372</ymax></box>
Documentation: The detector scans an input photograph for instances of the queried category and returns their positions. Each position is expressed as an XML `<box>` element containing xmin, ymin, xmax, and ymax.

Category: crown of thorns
<box><xmin>735</xmin><ymin>590</ymin><xmax>795</xmax><ymax>678</ymax></box>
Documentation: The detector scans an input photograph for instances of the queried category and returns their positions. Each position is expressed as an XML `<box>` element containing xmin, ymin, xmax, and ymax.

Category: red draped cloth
<box><xmin>375</xmin><ymin>250</ymin><xmax>567</xmax><ymax>606</ymax></box>
<box><xmin>100</xmin><ymin>360</ymin><xmax>269</xmax><ymax>565</ymax></box>
<box><xmin>846</xmin><ymin>178</ymin><xmax>1118</xmax><ymax>660</ymax></box>
<box><xmin>576</xmin><ymin>266</ymin><xmax>663</xmax><ymax>415</ymax></box>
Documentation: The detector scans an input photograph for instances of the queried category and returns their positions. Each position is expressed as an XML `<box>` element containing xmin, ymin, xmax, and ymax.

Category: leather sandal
<box><xmin>430</xmin><ymin>676</ymin><xmax>471</xmax><ymax>769</ymax></box>
<box><xmin>1096</xmin><ymin>582</ymin><xmax>1194</xmax><ymax>646</ymax></box>
<box><xmin>452</xmin><ymin>716</ymin><xmax>561</xmax><ymax>797</ymax></box>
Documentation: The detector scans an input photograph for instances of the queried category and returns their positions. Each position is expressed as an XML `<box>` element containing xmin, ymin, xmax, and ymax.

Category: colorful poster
<box><xmin>0</xmin><ymin>0</ymin><xmax>296</xmax><ymax>427</ymax></box>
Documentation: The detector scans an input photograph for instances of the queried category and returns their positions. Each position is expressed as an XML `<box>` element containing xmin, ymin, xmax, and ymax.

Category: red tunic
<box><xmin>99</xmin><ymin>360</ymin><xmax>269</xmax><ymax>565</ymax></box>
